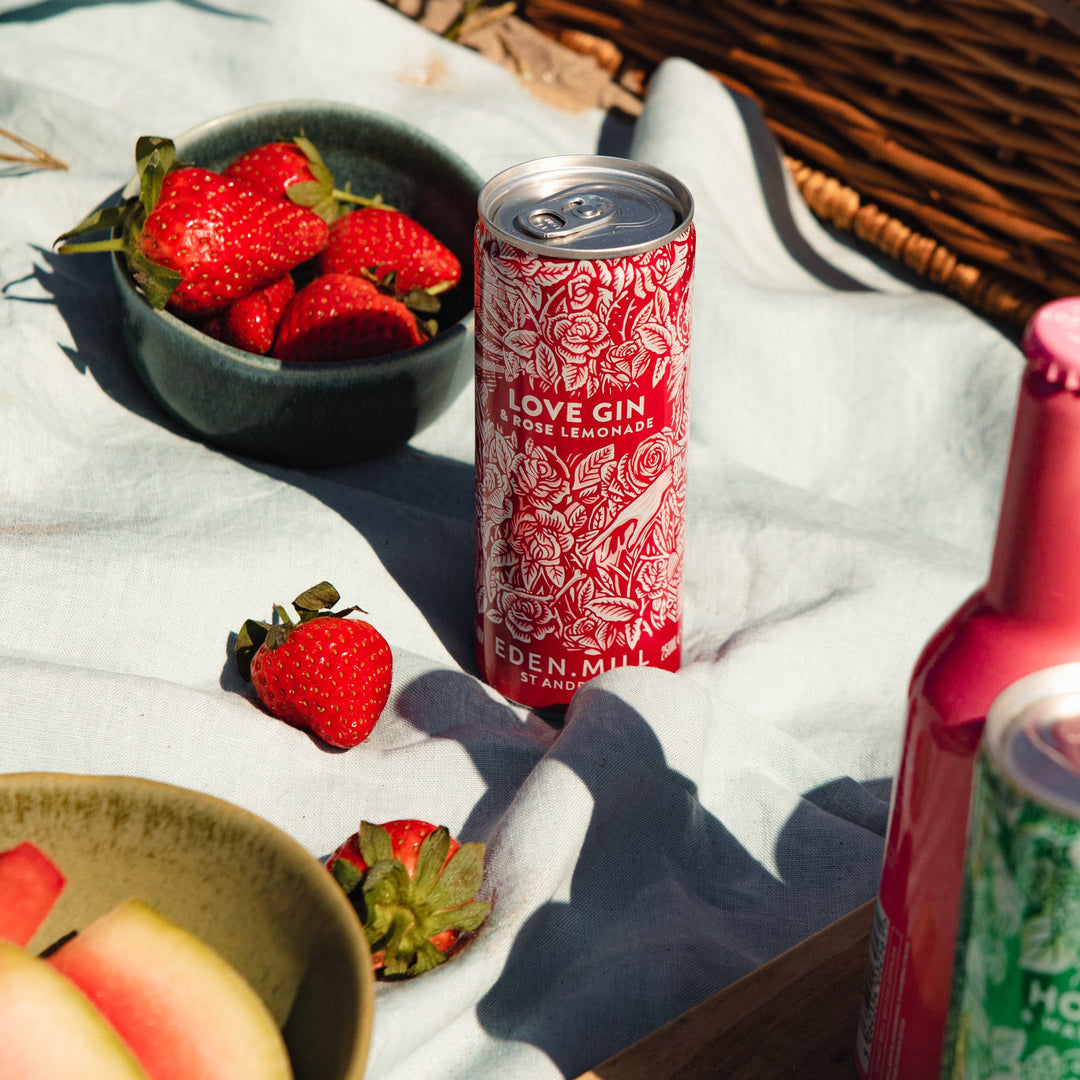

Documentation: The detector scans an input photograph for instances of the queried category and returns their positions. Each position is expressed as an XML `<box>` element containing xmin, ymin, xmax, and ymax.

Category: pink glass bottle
<box><xmin>857</xmin><ymin>296</ymin><xmax>1080</xmax><ymax>1079</ymax></box>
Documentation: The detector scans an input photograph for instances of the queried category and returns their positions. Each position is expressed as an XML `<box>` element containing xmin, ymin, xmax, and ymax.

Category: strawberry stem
<box><xmin>56</xmin><ymin>237</ymin><xmax>126</xmax><ymax>255</ymax></box>
<box><xmin>287</xmin><ymin>136</ymin><xmax>397</xmax><ymax>218</ymax></box>
<box><xmin>332</xmin><ymin>190</ymin><xmax>397</xmax><ymax>212</ymax></box>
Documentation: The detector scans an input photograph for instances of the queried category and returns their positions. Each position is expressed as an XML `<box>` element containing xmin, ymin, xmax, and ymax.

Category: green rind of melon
<box><xmin>0</xmin><ymin>841</ymin><xmax>66</xmax><ymax>947</ymax></box>
<box><xmin>0</xmin><ymin>940</ymin><xmax>149</xmax><ymax>1078</ymax></box>
<box><xmin>47</xmin><ymin>898</ymin><xmax>293</xmax><ymax>1080</ymax></box>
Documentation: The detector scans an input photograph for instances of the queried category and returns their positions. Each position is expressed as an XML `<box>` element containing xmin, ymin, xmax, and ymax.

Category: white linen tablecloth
<box><xmin>0</xmin><ymin>2</ymin><xmax>1024</xmax><ymax>1076</ymax></box>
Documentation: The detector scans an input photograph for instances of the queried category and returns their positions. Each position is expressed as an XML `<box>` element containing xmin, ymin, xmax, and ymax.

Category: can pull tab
<box><xmin>516</xmin><ymin>193</ymin><xmax>618</xmax><ymax>241</ymax></box>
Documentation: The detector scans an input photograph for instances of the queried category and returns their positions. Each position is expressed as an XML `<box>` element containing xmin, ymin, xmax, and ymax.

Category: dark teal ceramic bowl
<box><xmin>111</xmin><ymin>101</ymin><xmax>482</xmax><ymax>467</ymax></box>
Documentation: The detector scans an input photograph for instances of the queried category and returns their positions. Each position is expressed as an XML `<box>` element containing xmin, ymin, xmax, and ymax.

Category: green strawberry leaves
<box><xmin>134</xmin><ymin>135</ymin><xmax>176</xmax><ymax>216</ymax></box>
<box><xmin>126</xmin><ymin>244</ymin><xmax>184</xmax><ymax>311</ymax></box>
<box><xmin>357</xmin><ymin>819</ymin><xmax>395</xmax><ymax>865</ymax></box>
<box><xmin>293</xmin><ymin>581</ymin><xmax>345</xmax><ymax>616</ymax></box>
<box><xmin>54</xmin><ymin>203</ymin><xmax>128</xmax><ymax>243</ymax></box>
<box><xmin>426</xmin><ymin>898</ymin><xmax>491</xmax><ymax>936</ymax></box>
<box><xmin>235</xmin><ymin>580</ymin><xmax>363</xmax><ymax>681</ymax></box>
<box><xmin>285</xmin><ymin>134</ymin><xmax>397</xmax><ymax>222</ymax></box>
<box><xmin>427</xmin><ymin>843</ymin><xmax>487</xmax><ymax>913</ymax></box>
<box><xmin>331</xmin><ymin>856</ymin><xmax>365</xmax><ymax>894</ymax></box>
<box><xmin>54</xmin><ymin>135</ymin><xmax>185</xmax><ymax>309</ymax></box>
<box><xmin>284</xmin><ymin>135</ymin><xmax>339</xmax><ymax>223</ymax></box>
<box><xmin>338</xmin><ymin>821</ymin><xmax>492</xmax><ymax>978</ymax></box>
<box><xmin>409</xmin><ymin>826</ymin><xmax>450</xmax><ymax>898</ymax></box>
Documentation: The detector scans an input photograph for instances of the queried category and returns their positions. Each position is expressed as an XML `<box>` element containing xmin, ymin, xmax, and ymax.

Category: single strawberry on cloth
<box><xmin>0</xmin><ymin>1</ymin><xmax>1024</xmax><ymax>1079</ymax></box>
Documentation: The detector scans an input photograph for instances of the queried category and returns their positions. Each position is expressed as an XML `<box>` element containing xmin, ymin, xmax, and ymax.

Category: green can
<box><xmin>942</xmin><ymin>663</ymin><xmax>1080</xmax><ymax>1079</ymax></box>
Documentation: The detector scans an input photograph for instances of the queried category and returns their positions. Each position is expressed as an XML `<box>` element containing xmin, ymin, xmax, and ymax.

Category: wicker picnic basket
<box><xmin>515</xmin><ymin>0</ymin><xmax>1080</xmax><ymax>327</ymax></box>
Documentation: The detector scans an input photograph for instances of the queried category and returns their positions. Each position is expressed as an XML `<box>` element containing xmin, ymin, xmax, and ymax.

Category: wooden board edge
<box><xmin>575</xmin><ymin>898</ymin><xmax>876</xmax><ymax>1080</ymax></box>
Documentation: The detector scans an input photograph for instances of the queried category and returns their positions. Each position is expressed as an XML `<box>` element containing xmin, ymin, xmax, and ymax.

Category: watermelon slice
<box><xmin>0</xmin><ymin>841</ymin><xmax>66</xmax><ymax>946</ymax></box>
<box><xmin>0</xmin><ymin>939</ymin><xmax>149</xmax><ymax>1078</ymax></box>
<box><xmin>47</xmin><ymin>898</ymin><xmax>293</xmax><ymax>1080</ymax></box>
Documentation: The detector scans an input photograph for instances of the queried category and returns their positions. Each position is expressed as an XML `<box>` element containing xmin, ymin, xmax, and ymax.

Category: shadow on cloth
<box><xmin>722</xmin><ymin>90</ymin><xmax>873</xmax><ymax>297</ymax></box>
<box><xmin>18</xmin><ymin>244</ymin><xmax>481</xmax><ymax>672</ymax></box>
<box><xmin>0</xmin><ymin>0</ymin><xmax>265</xmax><ymax>24</ymax></box>
<box><xmin>402</xmin><ymin>670</ymin><xmax>887</xmax><ymax>1078</ymax></box>
<box><xmin>9</xmin><ymin>246</ymin><xmax>170</xmax><ymax>427</ymax></box>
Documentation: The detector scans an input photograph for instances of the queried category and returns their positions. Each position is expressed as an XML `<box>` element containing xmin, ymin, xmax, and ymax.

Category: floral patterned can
<box><xmin>942</xmin><ymin>663</ymin><xmax>1080</xmax><ymax>1079</ymax></box>
<box><xmin>473</xmin><ymin>156</ymin><xmax>695</xmax><ymax>710</ymax></box>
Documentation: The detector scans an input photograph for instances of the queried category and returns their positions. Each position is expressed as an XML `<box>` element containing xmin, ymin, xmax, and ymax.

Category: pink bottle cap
<box><xmin>1023</xmin><ymin>296</ymin><xmax>1080</xmax><ymax>391</ymax></box>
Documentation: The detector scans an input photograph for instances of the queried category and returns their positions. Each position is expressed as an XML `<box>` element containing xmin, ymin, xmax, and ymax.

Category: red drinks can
<box><xmin>473</xmin><ymin>156</ymin><xmax>695</xmax><ymax>711</ymax></box>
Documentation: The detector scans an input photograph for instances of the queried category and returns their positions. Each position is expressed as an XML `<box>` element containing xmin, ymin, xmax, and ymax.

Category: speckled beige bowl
<box><xmin>0</xmin><ymin>772</ymin><xmax>373</xmax><ymax>1080</ymax></box>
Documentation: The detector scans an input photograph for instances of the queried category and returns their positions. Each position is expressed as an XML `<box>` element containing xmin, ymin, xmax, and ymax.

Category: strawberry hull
<box><xmin>327</xmin><ymin>820</ymin><xmax>491</xmax><ymax>978</ymax></box>
<box><xmin>329</xmin><ymin>822</ymin><xmax>463</xmax><ymax>964</ymax></box>
<box><xmin>473</xmin><ymin>157</ymin><xmax>695</xmax><ymax>711</ymax></box>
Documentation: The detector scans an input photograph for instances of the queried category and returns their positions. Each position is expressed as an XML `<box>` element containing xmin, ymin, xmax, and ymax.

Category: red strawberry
<box><xmin>138</xmin><ymin>168</ymin><xmax>327</xmax><ymax>316</ymax></box>
<box><xmin>199</xmin><ymin>273</ymin><xmax>295</xmax><ymax>355</ymax></box>
<box><xmin>271</xmin><ymin>273</ymin><xmax>428</xmax><ymax>363</ymax></box>
<box><xmin>318</xmin><ymin>207</ymin><xmax>461</xmax><ymax>293</ymax></box>
<box><xmin>223</xmin><ymin>136</ymin><xmax>391</xmax><ymax>223</ymax></box>
<box><xmin>224</xmin><ymin>140</ymin><xmax>321</xmax><ymax>201</ymax></box>
<box><xmin>56</xmin><ymin>137</ymin><xmax>328</xmax><ymax>317</ymax></box>
<box><xmin>327</xmin><ymin>820</ymin><xmax>491</xmax><ymax>977</ymax></box>
<box><xmin>235</xmin><ymin>582</ymin><xmax>392</xmax><ymax>749</ymax></box>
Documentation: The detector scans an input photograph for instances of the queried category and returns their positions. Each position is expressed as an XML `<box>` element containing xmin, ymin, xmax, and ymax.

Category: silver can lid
<box><xmin>985</xmin><ymin>663</ymin><xmax>1080</xmax><ymax>817</ymax></box>
<box><xmin>477</xmin><ymin>155</ymin><xmax>694</xmax><ymax>259</ymax></box>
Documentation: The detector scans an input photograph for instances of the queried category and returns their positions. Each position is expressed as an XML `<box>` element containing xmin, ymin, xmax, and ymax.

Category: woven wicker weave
<box><xmin>518</xmin><ymin>0</ymin><xmax>1080</xmax><ymax>325</ymax></box>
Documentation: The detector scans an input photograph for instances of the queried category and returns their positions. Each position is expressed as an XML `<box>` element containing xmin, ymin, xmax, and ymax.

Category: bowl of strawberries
<box><xmin>59</xmin><ymin>101</ymin><xmax>482</xmax><ymax>467</ymax></box>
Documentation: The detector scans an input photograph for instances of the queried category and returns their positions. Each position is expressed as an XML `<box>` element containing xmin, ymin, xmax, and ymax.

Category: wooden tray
<box><xmin>575</xmin><ymin>898</ymin><xmax>875</xmax><ymax>1079</ymax></box>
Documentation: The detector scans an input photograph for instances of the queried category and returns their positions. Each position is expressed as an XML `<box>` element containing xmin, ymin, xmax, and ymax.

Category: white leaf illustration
<box><xmin>587</xmin><ymin>596</ymin><xmax>638</xmax><ymax>622</ymax></box>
